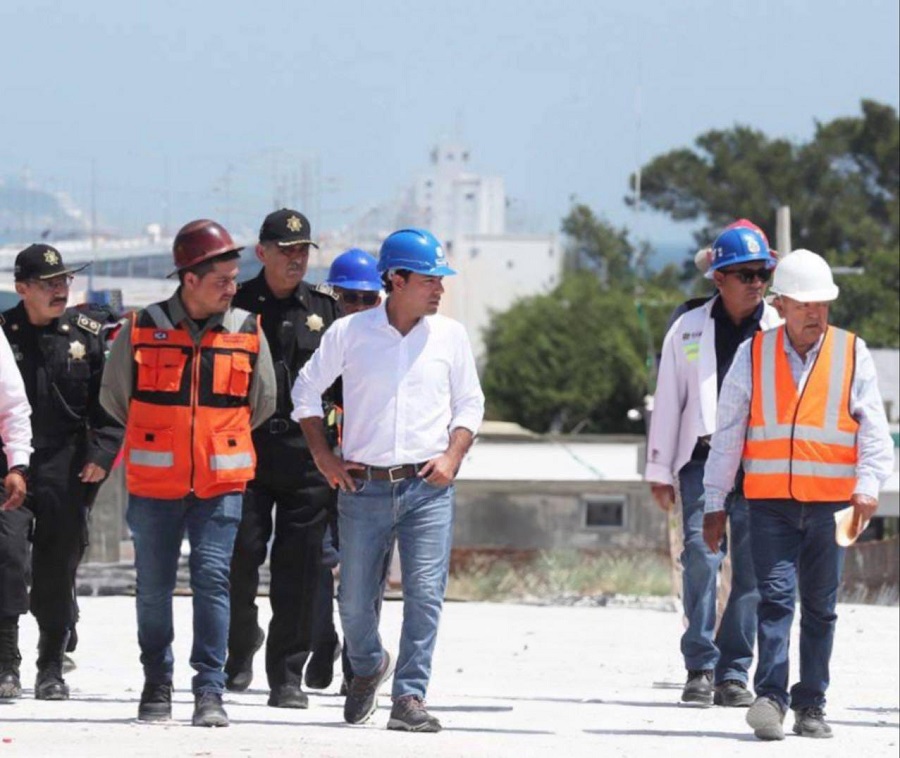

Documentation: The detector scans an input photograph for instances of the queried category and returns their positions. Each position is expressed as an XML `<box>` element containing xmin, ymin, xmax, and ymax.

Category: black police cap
<box><xmin>14</xmin><ymin>244</ymin><xmax>89</xmax><ymax>282</ymax></box>
<box><xmin>259</xmin><ymin>209</ymin><xmax>319</xmax><ymax>248</ymax></box>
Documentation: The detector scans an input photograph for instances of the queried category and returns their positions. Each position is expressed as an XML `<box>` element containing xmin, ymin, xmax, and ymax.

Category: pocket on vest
<box><xmin>135</xmin><ymin>347</ymin><xmax>188</xmax><ymax>393</ymax></box>
<box><xmin>208</xmin><ymin>429</ymin><xmax>255</xmax><ymax>482</ymax></box>
<box><xmin>212</xmin><ymin>352</ymin><xmax>252</xmax><ymax>397</ymax></box>
<box><xmin>127</xmin><ymin>426</ymin><xmax>176</xmax><ymax>471</ymax></box>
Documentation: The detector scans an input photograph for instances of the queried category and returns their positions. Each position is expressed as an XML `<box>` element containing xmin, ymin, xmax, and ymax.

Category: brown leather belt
<box><xmin>349</xmin><ymin>463</ymin><xmax>424</xmax><ymax>483</ymax></box>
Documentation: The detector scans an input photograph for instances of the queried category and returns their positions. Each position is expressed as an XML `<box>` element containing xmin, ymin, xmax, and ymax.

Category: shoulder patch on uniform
<box><xmin>75</xmin><ymin>314</ymin><xmax>102</xmax><ymax>336</ymax></box>
<box><xmin>315</xmin><ymin>282</ymin><xmax>338</xmax><ymax>300</ymax></box>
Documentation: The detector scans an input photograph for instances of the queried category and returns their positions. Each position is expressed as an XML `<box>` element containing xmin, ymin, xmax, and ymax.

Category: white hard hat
<box><xmin>770</xmin><ymin>249</ymin><xmax>839</xmax><ymax>303</ymax></box>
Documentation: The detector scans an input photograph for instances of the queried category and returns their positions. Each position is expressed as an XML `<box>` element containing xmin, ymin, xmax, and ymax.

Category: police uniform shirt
<box><xmin>233</xmin><ymin>272</ymin><xmax>341</xmax><ymax>455</ymax></box>
<box><xmin>1</xmin><ymin>303</ymin><xmax>122</xmax><ymax>469</ymax></box>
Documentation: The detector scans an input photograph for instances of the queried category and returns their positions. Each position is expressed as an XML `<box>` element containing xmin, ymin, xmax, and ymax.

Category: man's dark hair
<box><xmin>178</xmin><ymin>251</ymin><xmax>241</xmax><ymax>284</ymax></box>
<box><xmin>382</xmin><ymin>269</ymin><xmax>411</xmax><ymax>293</ymax></box>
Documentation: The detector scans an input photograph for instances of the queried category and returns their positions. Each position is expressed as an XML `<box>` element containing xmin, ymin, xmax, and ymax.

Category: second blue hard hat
<box><xmin>706</xmin><ymin>227</ymin><xmax>776</xmax><ymax>279</ymax></box>
<box><xmin>326</xmin><ymin>248</ymin><xmax>382</xmax><ymax>291</ymax></box>
<box><xmin>377</xmin><ymin>228</ymin><xmax>456</xmax><ymax>276</ymax></box>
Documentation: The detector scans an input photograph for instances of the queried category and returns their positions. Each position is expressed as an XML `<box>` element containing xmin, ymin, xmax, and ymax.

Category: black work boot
<box><xmin>0</xmin><ymin>621</ymin><xmax>22</xmax><ymax>700</ymax></box>
<box><xmin>35</xmin><ymin>628</ymin><xmax>70</xmax><ymax>701</ymax></box>
<box><xmin>225</xmin><ymin>627</ymin><xmax>264</xmax><ymax>692</ymax></box>
<box><xmin>681</xmin><ymin>669</ymin><xmax>714</xmax><ymax>706</ymax></box>
<box><xmin>305</xmin><ymin>637</ymin><xmax>341</xmax><ymax>690</ymax></box>
<box><xmin>192</xmin><ymin>691</ymin><xmax>229</xmax><ymax>727</ymax></box>
<box><xmin>713</xmin><ymin>679</ymin><xmax>754</xmax><ymax>707</ymax></box>
<box><xmin>268</xmin><ymin>683</ymin><xmax>309</xmax><ymax>709</ymax></box>
<box><xmin>138</xmin><ymin>681</ymin><xmax>173</xmax><ymax>721</ymax></box>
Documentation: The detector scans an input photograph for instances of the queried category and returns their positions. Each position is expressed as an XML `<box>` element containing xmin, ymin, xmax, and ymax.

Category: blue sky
<box><xmin>0</xmin><ymin>0</ymin><xmax>897</xmax><ymax>249</ymax></box>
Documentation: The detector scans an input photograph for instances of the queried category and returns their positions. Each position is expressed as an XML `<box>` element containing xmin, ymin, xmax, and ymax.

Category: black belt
<box><xmin>263</xmin><ymin>418</ymin><xmax>299</xmax><ymax>435</ymax></box>
<box><xmin>349</xmin><ymin>463</ymin><xmax>425</xmax><ymax>483</ymax></box>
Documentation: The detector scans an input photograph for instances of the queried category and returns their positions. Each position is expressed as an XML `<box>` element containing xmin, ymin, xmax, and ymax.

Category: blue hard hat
<box><xmin>706</xmin><ymin>227</ymin><xmax>776</xmax><ymax>279</ymax></box>
<box><xmin>377</xmin><ymin>228</ymin><xmax>456</xmax><ymax>276</ymax></box>
<box><xmin>326</xmin><ymin>248</ymin><xmax>382</xmax><ymax>291</ymax></box>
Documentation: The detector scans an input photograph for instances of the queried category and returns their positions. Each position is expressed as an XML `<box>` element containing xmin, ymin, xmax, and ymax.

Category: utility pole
<box><xmin>776</xmin><ymin>206</ymin><xmax>791</xmax><ymax>256</ymax></box>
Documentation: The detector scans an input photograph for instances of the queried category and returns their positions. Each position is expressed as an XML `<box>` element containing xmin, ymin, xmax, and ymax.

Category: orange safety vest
<box><xmin>743</xmin><ymin>325</ymin><xmax>859</xmax><ymax>502</ymax></box>
<box><xmin>125</xmin><ymin>303</ymin><xmax>260</xmax><ymax>499</ymax></box>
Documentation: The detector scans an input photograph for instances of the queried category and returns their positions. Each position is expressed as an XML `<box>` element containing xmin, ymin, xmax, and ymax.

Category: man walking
<box><xmin>0</xmin><ymin>322</ymin><xmax>32</xmax><ymax>701</ymax></box>
<box><xmin>306</xmin><ymin>247</ymin><xmax>383</xmax><ymax>694</ymax></box>
<box><xmin>225</xmin><ymin>209</ymin><xmax>342</xmax><ymax>708</ymax></box>
<box><xmin>292</xmin><ymin>228</ymin><xmax>484</xmax><ymax>732</ymax></box>
<box><xmin>645</xmin><ymin>224</ymin><xmax>780</xmax><ymax>706</ymax></box>
<box><xmin>0</xmin><ymin>245</ymin><xmax>123</xmax><ymax>701</ymax></box>
<box><xmin>100</xmin><ymin>219</ymin><xmax>276</xmax><ymax>726</ymax></box>
<box><xmin>703</xmin><ymin>249</ymin><xmax>894</xmax><ymax>740</ymax></box>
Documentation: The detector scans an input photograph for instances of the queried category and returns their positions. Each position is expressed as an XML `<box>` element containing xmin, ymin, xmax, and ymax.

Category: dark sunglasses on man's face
<box><xmin>724</xmin><ymin>267</ymin><xmax>772</xmax><ymax>284</ymax></box>
<box><xmin>340</xmin><ymin>291</ymin><xmax>379</xmax><ymax>306</ymax></box>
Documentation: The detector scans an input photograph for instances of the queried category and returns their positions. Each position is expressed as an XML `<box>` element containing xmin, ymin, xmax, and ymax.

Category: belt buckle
<box><xmin>269</xmin><ymin>418</ymin><xmax>290</xmax><ymax>434</ymax></box>
<box><xmin>387</xmin><ymin>465</ymin><xmax>406</xmax><ymax>483</ymax></box>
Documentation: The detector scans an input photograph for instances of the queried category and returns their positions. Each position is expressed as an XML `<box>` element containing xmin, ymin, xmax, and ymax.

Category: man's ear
<box><xmin>772</xmin><ymin>295</ymin><xmax>786</xmax><ymax>318</ymax></box>
<box><xmin>712</xmin><ymin>270</ymin><xmax>726</xmax><ymax>290</ymax></box>
<box><xmin>255</xmin><ymin>243</ymin><xmax>266</xmax><ymax>265</ymax></box>
<box><xmin>14</xmin><ymin>282</ymin><xmax>27</xmax><ymax>297</ymax></box>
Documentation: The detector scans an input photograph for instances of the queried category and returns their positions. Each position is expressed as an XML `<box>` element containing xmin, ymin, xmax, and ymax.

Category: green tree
<box><xmin>561</xmin><ymin>204</ymin><xmax>637</xmax><ymax>286</ymax></box>
<box><xmin>481</xmin><ymin>274</ymin><xmax>681</xmax><ymax>434</ymax></box>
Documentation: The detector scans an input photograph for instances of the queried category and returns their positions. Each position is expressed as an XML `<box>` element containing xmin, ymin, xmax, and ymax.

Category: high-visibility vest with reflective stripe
<box><xmin>125</xmin><ymin>303</ymin><xmax>260</xmax><ymax>499</ymax></box>
<box><xmin>743</xmin><ymin>325</ymin><xmax>859</xmax><ymax>502</ymax></box>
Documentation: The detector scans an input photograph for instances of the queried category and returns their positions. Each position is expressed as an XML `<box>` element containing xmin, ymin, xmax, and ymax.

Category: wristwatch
<box><xmin>7</xmin><ymin>464</ymin><xmax>29</xmax><ymax>479</ymax></box>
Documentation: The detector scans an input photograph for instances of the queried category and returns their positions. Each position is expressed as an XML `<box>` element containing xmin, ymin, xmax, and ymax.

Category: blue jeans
<box><xmin>749</xmin><ymin>499</ymin><xmax>846</xmax><ymax>710</ymax></box>
<box><xmin>678</xmin><ymin>460</ymin><xmax>758</xmax><ymax>682</ymax></box>
<box><xmin>338</xmin><ymin>477</ymin><xmax>454</xmax><ymax>700</ymax></box>
<box><xmin>126</xmin><ymin>493</ymin><xmax>242</xmax><ymax>695</ymax></box>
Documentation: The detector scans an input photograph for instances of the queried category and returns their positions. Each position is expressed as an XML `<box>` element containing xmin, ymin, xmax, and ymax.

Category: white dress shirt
<box><xmin>291</xmin><ymin>302</ymin><xmax>484</xmax><ymax>467</ymax></box>
<box><xmin>0</xmin><ymin>328</ymin><xmax>33</xmax><ymax>469</ymax></box>
<box><xmin>704</xmin><ymin>328</ymin><xmax>895</xmax><ymax>512</ymax></box>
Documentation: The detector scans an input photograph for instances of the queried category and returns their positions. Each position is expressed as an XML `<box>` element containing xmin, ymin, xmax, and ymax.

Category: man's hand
<box><xmin>850</xmin><ymin>493</ymin><xmax>878</xmax><ymax>535</ymax></box>
<box><xmin>418</xmin><ymin>451</ymin><xmax>463</xmax><ymax>487</ymax></box>
<box><xmin>79</xmin><ymin>462</ymin><xmax>108</xmax><ymax>484</ymax></box>
<box><xmin>1</xmin><ymin>470</ymin><xmax>27</xmax><ymax>511</ymax></box>
<box><xmin>703</xmin><ymin>511</ymin><xmax>727</xmax><ymax>554</ymax></box>
<box><xmin>649</xmin><ymin>483</ymin><xmax>676</xmax><ymax>512</ymax></box>
<box><xmin>311</xmin><ymin>449</ymin><xmax>363</xmax><ymax>493</ymax></box>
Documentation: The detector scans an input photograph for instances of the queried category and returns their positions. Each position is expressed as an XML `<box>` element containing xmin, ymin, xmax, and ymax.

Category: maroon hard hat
<box><xmin>169</xmin><ymin>219</ymin><xmax>243</xmax><ymax>276</ymax></box>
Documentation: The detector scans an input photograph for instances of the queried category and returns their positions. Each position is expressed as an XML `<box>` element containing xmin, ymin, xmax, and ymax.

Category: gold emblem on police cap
<box><xmin>68</xmin><ymin>341</ymin><xmax>86</xmax><ymax>361</ymax></box>
<box><xmin>44</xmin><ymin>249</ymin><xmax>61</xmax><ymax>266</ymax></box>
<box><xmin>306</xmin><ymin>314</ymin><xmax>324</xmax><ymax>333</ymax></box>
<box><xmin>286</xmin><ymin>215</ymin><xmax>303</xmax><ymax>233</ymax></box>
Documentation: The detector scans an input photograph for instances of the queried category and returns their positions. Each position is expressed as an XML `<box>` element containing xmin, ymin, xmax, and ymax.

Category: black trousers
<box><xmin>228</xmin><ymin>462</ymin><xmax>332</xmax><ymax>689</ymax></box>
<box><xmin>0</xmin><ymin>442</ymin><xmax>95</xmax><ymax>629</ymax></box>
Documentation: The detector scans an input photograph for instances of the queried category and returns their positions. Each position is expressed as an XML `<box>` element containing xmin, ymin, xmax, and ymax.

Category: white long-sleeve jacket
<box><xmin>0</xmin><ymin>327</ymin><xmax>32</xmax><ymax>469</ymax></box>
<box><xmin>644</xmin><ymin>295</ymin><xmax>781</xmax><ymax>486</ymax></box>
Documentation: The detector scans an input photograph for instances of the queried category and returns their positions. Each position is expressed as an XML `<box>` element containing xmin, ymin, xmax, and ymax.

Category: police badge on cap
<box><xmin>14</xmin><ymin>244</ymin><xmax>89</xmax><ymax>282</ymax></box>
<box><xmin>258</xmin><ymin>209</ymin><xmax>320</xmax><ymax>248</ymax></box>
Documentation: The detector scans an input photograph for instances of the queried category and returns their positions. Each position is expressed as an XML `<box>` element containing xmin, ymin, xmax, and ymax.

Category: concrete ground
<box><xmin>0</xmin><ymin>597</ymin><xmax>897</xmax><ymax>757</ymax></box>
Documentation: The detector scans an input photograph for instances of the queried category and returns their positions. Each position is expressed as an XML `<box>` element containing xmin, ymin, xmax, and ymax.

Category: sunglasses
<box><xmin>339</xmin><ymin>291</ymin><xmax>379</xmax><ymax>306</ymax></box>
<box><xmin>723</xmin><ymin>268</ymin><xmax>772</xmax><ymax>284</ymax></box>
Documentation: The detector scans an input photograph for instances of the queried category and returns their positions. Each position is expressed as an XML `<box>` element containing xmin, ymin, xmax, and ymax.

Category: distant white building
<box><xmin>323</xmin><ymin>140</ymin><xmax>562</xmax><ymax>360</ymax></box>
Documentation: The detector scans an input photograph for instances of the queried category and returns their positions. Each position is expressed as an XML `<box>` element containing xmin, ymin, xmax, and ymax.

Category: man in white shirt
<box><xmin>645</xmin><ymin>224</ymin><xmax>781</xmax><ymax>706</ymax></box>
<box><xmin>0</xmin><ymin>327</ymin><xmax>33</xmax><ymax>700</ymax></box>
<box><xmin>292</xmin><ymin>228</ymin><xmax>484</xmax><ymax>733</ymax></box>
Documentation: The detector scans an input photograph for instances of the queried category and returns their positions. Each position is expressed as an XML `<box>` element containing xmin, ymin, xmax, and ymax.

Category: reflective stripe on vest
<box><xmin>743</xmin><ymin>325</ymin><xmax>859</xmax><ymax>502</ymax></box>
<box><xmin>124</xmin><ymin>304</ymin><xmax>260</xmax><ymax>500</ymax></box>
